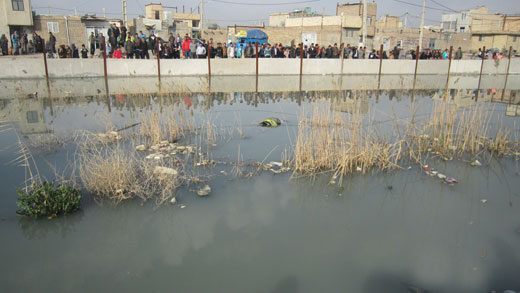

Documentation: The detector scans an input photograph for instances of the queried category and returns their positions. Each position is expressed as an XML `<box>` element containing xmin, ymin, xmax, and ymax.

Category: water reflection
<box><xmin>1</xmin><ymin>88</ymin><xmax>519</xmax><ymax>135</ymax></box>
<box><xmin>18</xmin><ymin>210</ymin><xmax>84</xmax><ymax>240</ymax></box>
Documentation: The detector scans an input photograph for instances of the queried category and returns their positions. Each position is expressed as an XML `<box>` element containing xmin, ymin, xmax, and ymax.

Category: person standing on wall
<box><xmin>196</xmin><ymin>43</ymin><xmax>206</xmax><ymax>59</ymax></box>
<box><xmin>455</xmin><ymin>47</ymin><xmax>463</xmax><ymax>60</ymax></box>
<box><xmin>140</xmin><ymin>37</ymin><xmax>149</xmax><ymax>59</ymax></box>
<box><xmin>89</xmin><ymin>32</ymin><xmax>96</xmax><ymax>57</ymax></box>
<box><xmin>0</xmin><ymin>34</ymin><xmax>8</xmax><ymax>56</ymax></box>
<box><xmin>182</xmin><ymin>34</ymin><xmax>191</xmax><ymax>59</ymax></box>
<box><xmin>149</xmin><ymin>31</ymin><xmax>157</xmax><ymax>55</ymax></box>
<box><xmin>49</xmin><ymin>32</ymin><xmax>56</xmax><ymax>54</ymax></box>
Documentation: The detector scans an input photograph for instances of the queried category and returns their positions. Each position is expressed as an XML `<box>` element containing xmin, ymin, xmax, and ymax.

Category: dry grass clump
<box><xmin>26</xmin><ymin>134</ymin><xmax>65</xmax><ymax>153</ymax></box>
<box><xmin>140</xmin><ymin>107</ymin><xmax>194</xmax><ymax>145</ymax></box>
<box><xmin>408</xmin><ymin>100</ymin><xmax>519</xmax><ymax>159</ymax></box>
<box><xmin>294</xmin><ymin>102</ymin><xmax>403</xmax><ymax>176</ymax></box>
<box><xmin>76</xmin><ymin>133</ymin><xmax>183</xmax><ymax>204</ymax></box>
<box><xmin>294</xmin><ymin>98</ymin><xmax>520</xmax><ymax>178</ymax></box>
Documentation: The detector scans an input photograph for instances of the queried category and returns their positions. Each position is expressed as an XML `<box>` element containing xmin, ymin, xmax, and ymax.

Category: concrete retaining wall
<box><xmin>0</xmin><ymin>57</ymin><xmax>518</xmax><ymax>79</ymax></box>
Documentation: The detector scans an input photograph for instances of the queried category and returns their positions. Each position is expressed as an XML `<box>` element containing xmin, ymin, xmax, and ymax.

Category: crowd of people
<box><xmin>0</xmin><ymin>31</ymin><xmax>46</xmax><ymax>56</ymax></box>
<box><xmin>0</xmin><ymin>26</ymin><xmax>512</xmax><ymax>61</ymax></box>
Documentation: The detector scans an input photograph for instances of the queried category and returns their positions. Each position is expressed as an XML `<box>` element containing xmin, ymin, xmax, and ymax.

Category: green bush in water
<box><xmin>16</xmin><ymin>182</ymin><xmax>82</xmax><ymax>219</ymax></box>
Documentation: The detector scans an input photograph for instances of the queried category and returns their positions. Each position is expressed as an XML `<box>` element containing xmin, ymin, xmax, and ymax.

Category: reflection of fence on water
<box><xmin>1</xmin><ymin>88</ymin><xmax>519</xmax><ymax>135</ymax></box>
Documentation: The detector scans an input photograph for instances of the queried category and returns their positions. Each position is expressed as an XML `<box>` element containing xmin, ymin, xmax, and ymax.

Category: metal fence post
<box><xmin>255</xmin><ymin>42</ymin><xmax>259</xmax><ymax>92</ymax></box>
<box><xmin>299</xmin><ymin>43</ymin><xmax>303</xmax><ymax>92</ymax></box>
<box><xmin>477</xmin><ymin>46</ymin><xmax>486</xmax><ymax>93</ymax></box>
<box><xmin>42</xmin><ymin>39</ymin><xmax>50</xmax><ymax>88</ymax></box>
<box><xmin>101</xmin><ymin>36</ymin><xmax>111</xmax><ymax>112</ymax></box>
<box><xmin>207</xmin><ymin>44</ymin><xmax>211</xmax><ymax>78</ymax></box>
<box><xmin>377</xmin><ymin>44</ymin><xmax>383</xmax><ymax>89</ymax></box>
<box><xmin>156</xmin><ymin>40</ymin><xmax>161</xmax><ymax>83</ymax></box>
<box><xmin>502</xmin><ymin>46</ymin><xmax>512</xmax><ymax>101</ymax></box>
<box><xmin>413</xmin><ymin>45</ymin><xmax>420</xmax><ymax>90</ymax></box>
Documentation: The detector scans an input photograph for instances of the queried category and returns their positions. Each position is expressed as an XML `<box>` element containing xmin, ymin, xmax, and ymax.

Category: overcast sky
<box><xmin>32</xmin><ymin>0</ymin><xmax>519</xmax><ymax>27</ymax></box>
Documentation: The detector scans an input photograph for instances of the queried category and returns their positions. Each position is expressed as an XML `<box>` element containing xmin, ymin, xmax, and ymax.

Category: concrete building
<box><xmin>337</xmin><ymin>1</ymin><xmax>377</xmax><ymax>47</ymax></box>
<box><xmin>0</xmin><ymin>0</ymin><xmax>33</xmax><ymax>39</ymax></box>
<box><xmin>33</xmin><ymin>15</ymin><xmax>122</xmax><ymax>51</ymax></box>
<box><xmin>374</xmin><ymin>27</ymin><xmax>471</xmax><ymax>52</ymax></box>
<box><xmin>470</xmin><ymin>12</ymin><xmax>520</xmax><ymax>52</ymax></box>
<box><xmin>266</xmin><ymin>2</ymin><xmax>377</xmax><ymax>48</ymax></box>
<box><xmin>441</xmin><ymin>6</ymin><xmax>488</xmax><ymax>33</ymax></box>
<box><xmin>375</xmin><ymin>15</ymin><xmax>402</xmax><ymax>32</ymax></box>
<box><xmin>132</xmin><ymin>3</ymin><xmax>201</xmax><ymax>38</ymax></box>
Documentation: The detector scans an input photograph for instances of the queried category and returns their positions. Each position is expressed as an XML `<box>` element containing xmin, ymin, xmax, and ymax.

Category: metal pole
<box><xmin>200</xmin><ymin>0</ymin><xmax>204</xmax><ymax>32</ymax></box>
<box><xmin>445</xmin><ymin>46</ymin><xmax>453</xmax><ymax>94</ymax></box>
<box><xmin>418</xmin><ymin>0</ymin><xmax>426</xmax><ymax>53</ymax></box>
<box><xmin>42</xmin><ymin>39</ymin><xmax>50</xmax><ymax>88</ymax></box>
<box><xmin>207</xmin><ymin>44</ymin><xmax>211</xmax><ymax>77</ymax></box>
<box><xmin>340</xmin><ymin>43</ymin><xmax>344</xmax><ymax>74</ymax></box>
<box><xmin>156</xmin><ymin>40</ymin><xmax>161</xmax><ymax>83</ymax></box>
<box><xmin>102</xmin><ymin>37</ymin><xmax>109</xmax><ymax>94</ymax></box>
<box><xmin>377</xmin><ymin>44</ymin><xmax>383</xmax><ymax>89</ymax></box>
<box><xmin>362</xmin><ymin>0</ymin><xmax>367</xmax><ymax>46</ymax></box>
<box><xmin>299</xmin><ymin>43</ymin><xmax>303</xmax><ymax>92</ymax></box>
<box><xmin>255</xmin><ymin>42</ymin><xmax>259</xmax><ymax>92</ymax></box>
<box><xmin>101</xmin><ymin>36</ymin><xmax>111</xmax><ymax>112</ymax></box>
<box><xmin>477</xmin><ymin>45</ymin><xmax>486</xmax><ymax>93</ymax></box>
<box><xmin>413</xmin><ymin>45</ymin><xmax>420</xmax><ymax>90</ymax></box>
<box><xmin>502</xmin><ymin>46</ymin><xmax>512</xmax><ymax>101</ymax></box>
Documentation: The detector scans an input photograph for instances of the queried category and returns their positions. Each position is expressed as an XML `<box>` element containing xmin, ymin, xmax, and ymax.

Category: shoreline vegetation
<box><xmin>5</xmin><ymin>93</ymin><xmax>520</xmax><ymax>217</ymax></box>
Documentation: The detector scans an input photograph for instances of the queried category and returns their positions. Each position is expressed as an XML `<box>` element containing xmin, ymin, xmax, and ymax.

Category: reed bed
<box><xmin>139</xmin><ymin>107</ymin><xmax>194</xmax><ymax>145</ymax></box>
<box><xmin>76</xmin><ymin>133</ymin><xmax>184</xmax><ymax>204</ymax></box>
<box><xmin>294</xmin><ymin>98</ymin><xmax>520</xmax><ymax>177</ymax></box>
<box><xmin>294</xmin><ymin>102</ymin><xmax>404</xmax><ymax>176</ymax></box>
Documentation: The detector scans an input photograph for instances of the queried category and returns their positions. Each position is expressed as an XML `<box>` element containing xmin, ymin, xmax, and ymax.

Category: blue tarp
<box><xmin>247</xmin><ymin>29</ymin><xmax>268</xmax><ymax>40</ymax></box>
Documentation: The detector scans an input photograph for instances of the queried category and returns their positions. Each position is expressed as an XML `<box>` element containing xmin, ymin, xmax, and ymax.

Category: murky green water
<box><xmin>1</xmin><ymin>76</ymin><xmax>520</xmax><ymax>292</ymax></box>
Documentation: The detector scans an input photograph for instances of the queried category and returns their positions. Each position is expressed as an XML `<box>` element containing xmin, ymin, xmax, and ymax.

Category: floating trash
<box><xmin>480</xmin><ymin>199</ymin><xmax>488</xmax><ymax>204</ymax></box>
<box><xmin>471</xmin><ymin>159</ymin><xmax>482</xmax><ymax>167</ymax></box>
<box><xmin>135</xmin><ymin>145</ymin><xmax>147</xmax><ymax>151</ymax></box>
<box><xmin>197</xmin><ymin>185</ymin><xmax>211</xmax><ymax>197</ymax></box>
<box><xmin>153</xmin><ymin>166</ymin><xmax>178</xmax><ymax>177</ymax></box>
<box><xmin>259</xmin><ymin>117</ymin><xmax>281</xmax><ymax>128</ymax></box>
<box><xmin>170</xmin><ymin>197</ymin><xmax>177</xmax><ymax>204</ymax></box>
<box><xmin>180</xmin><ymin>205</ymin><xmax>186</xmax><ymax>209</ymax></box>
<box><xmin>437</xmin><ymin>173</ymin><xmax>446</xmax><ymax>179</ymax></box>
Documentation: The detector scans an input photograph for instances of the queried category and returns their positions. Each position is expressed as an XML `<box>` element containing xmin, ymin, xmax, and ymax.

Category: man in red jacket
<box><xmin>182</xmin><ymin>34</ymin><xmax>191</xmax><ymax>59</ymax></box>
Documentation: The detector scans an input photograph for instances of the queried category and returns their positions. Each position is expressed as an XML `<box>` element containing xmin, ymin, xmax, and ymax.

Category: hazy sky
<box><xmin>32</xmin><ymin>0</ymin><xmax>519</xmax><ymax>27</ymax></box>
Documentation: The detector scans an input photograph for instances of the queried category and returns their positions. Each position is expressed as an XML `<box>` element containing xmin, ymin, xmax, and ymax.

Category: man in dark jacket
<box><xmin>149</xmin><ymin>31</ymin><xmax>157</xmax><ymax>55</ymax></box>
<box><xmin>49</xmin><ymin>32</ymin><xmax>56</xmax><ymax>53</ymax></box>
<box><xmin>244</xmin><ymin>43</ymin><xmax>254</xmax><ymax>58</ymax></box>
<box><xmin>455</xmin><ymin>47</ymin><xmax>463</xmax><ymax>60</ymax></box>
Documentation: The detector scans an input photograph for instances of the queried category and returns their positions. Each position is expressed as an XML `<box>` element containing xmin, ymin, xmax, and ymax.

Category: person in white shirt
<box><xmin>196</xmin><ymin>43</ymin><xmax>206</xmax><ymax>59</ymax></box>
<box><xmin>227</xmin><ymin>42</ymin><xmax>235</xmax><ymax>58</ymax></box>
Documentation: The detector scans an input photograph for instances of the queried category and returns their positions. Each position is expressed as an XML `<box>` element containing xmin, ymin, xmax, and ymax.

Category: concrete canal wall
<box><xmin>0</xmin><ymin>57</ymin><xmax>518</xmax><ymax>79</ymax></box>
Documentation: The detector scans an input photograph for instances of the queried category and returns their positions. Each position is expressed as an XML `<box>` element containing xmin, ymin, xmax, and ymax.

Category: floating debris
<box><xmin>471</xmin><ymin>159</ymin><xmax>482</xmax><ymax>167</ymax></box>
<box><xmin>220</xmin><ymin>170</ymin><xmax>228</xmax><ymax>176</ymax></box>
<box><xmin>437</xmin><ymin>173</ymin><xmax>446</xmax><ymax>179</ymax></box>
<box><xmin>180</xmin><ymin>205</ymin><xmax>186</xmax><ymax>209</ymax></box>
<box><xmin>480</xmin><ymin>199</ymin><xmax>488</xmax><ymax>204</ymax></box>
<box><xmin>269</xmin><ymin>161</ymin><xmax>283</xmax><ymax>167</ymax></box>
<box><xmin>197</xmin><ymin>185</ymin><xmax>211</xmax><ymax>197</ymax></box>
<box><xmin>444</xmin><ymin>177</ymin><xmax>458</xmax><ymax>185</ymax></box>
<box><xmin>170</xmin><ymin>197</ymin><xmax>177</xmax><ymax>204</ymax></box>
<box><xmin>135</xmin><ymin>145</ymin><xmax>147</xmax><ymax>151</ymax></box>
<box><xmin>259</xmin><ymin>117</ymin><xmax>281</xmax><ymax>128</ymax></box>
<box><xmin>153</xmin><ymin>166</ymin><xmax>178</xmax><ymax>177</ymax></box>
<box><xmin>469</xmin><ymin>221</ymin><xmax>474</xmax><ymax>225</ymax></box>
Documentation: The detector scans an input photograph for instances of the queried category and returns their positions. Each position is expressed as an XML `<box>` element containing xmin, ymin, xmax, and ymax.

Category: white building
<box><xmin>0</xmin><ymin>0</ymin><xmax>34</xmax><ymax>38</ymax></box>
<box><xmin>441</xmin><ymin>6</ymin><xmax>488</xmax><ymax>33</ymax></box>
